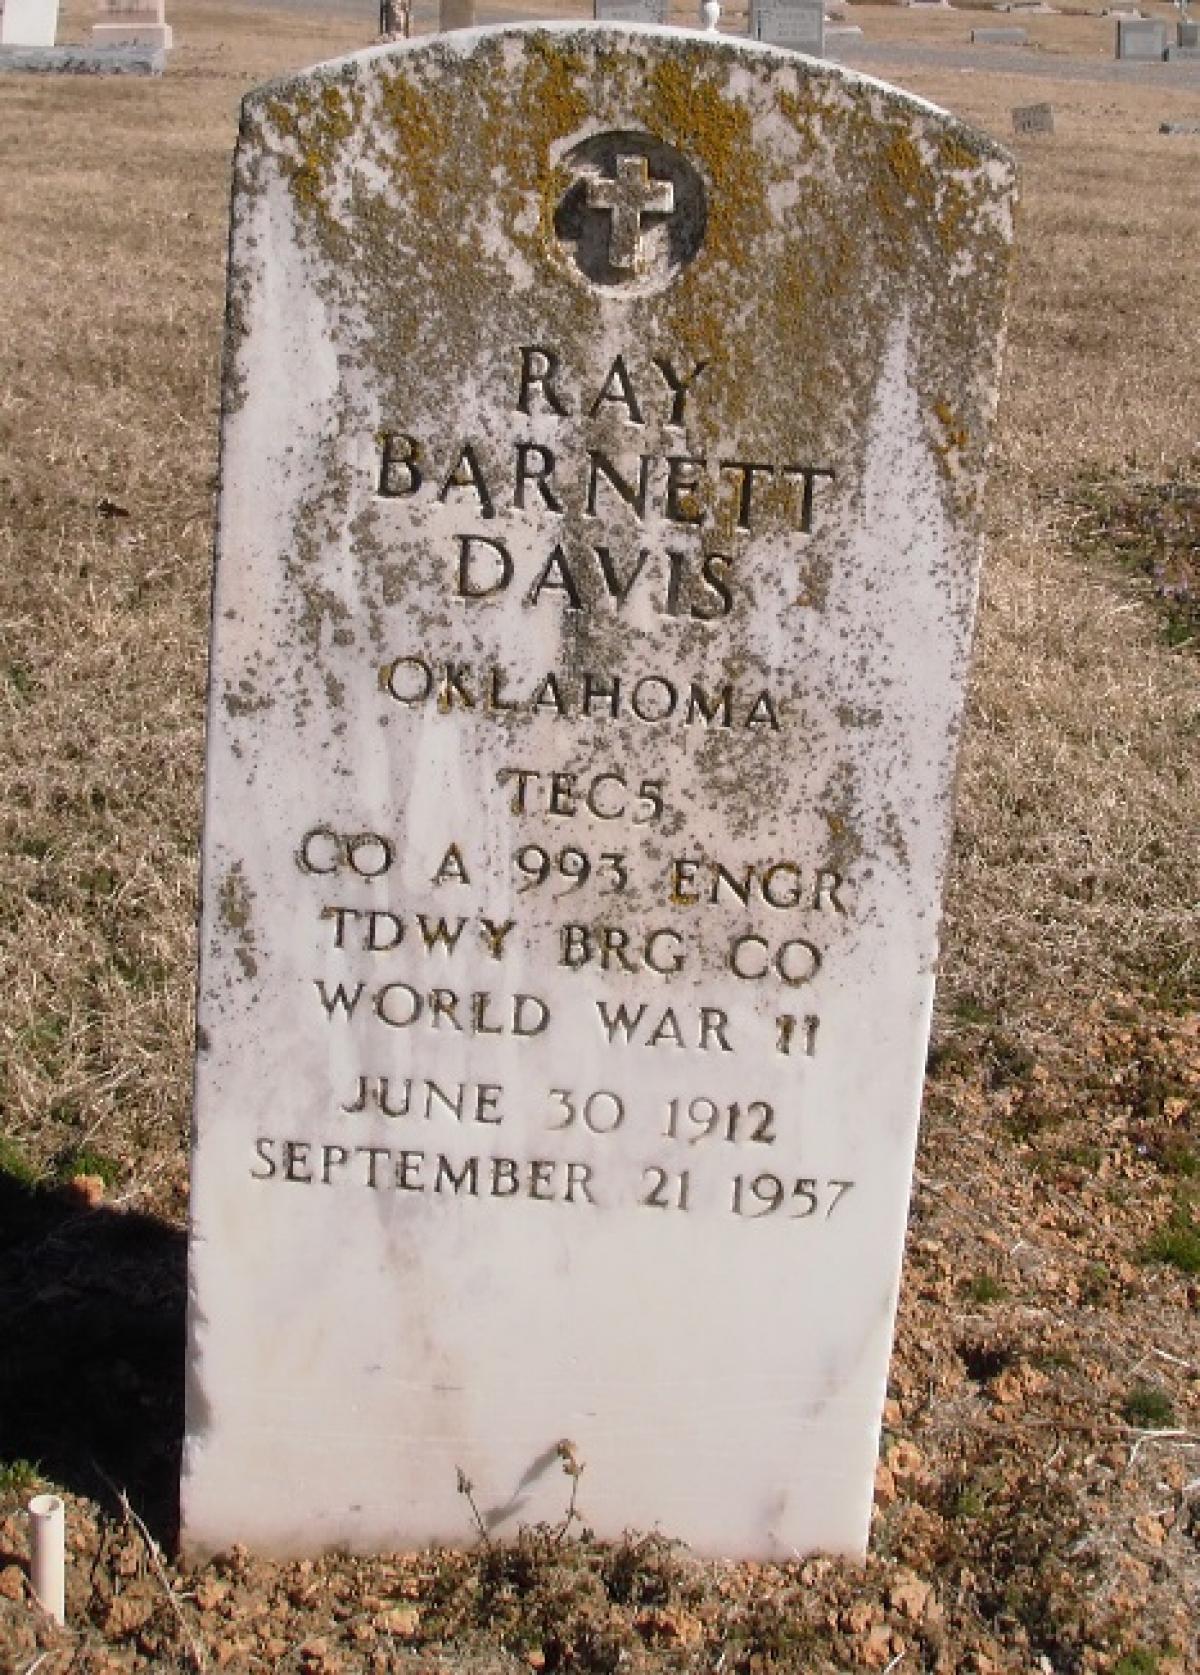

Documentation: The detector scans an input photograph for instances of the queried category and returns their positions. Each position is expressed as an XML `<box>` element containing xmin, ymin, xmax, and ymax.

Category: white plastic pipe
<box><xmin>28</xmin><ymin>1495</ymin><xmax>65</xmax><ymax>1626</ymax></box>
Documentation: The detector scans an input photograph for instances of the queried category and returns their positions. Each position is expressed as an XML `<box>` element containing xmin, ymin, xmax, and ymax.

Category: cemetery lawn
<box><xmin>1</xmin><ymin>0</ymin><xmax>1197</xmax><ymax>1669</ymax></box>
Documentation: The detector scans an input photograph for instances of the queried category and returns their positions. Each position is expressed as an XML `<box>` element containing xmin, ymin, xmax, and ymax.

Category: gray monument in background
<box><xmin>594</xmin><ymin>0</ymin><xmax>669</xmax><ymax>22</ymax></box>
<box><xmin>1116</xmin><ymin>16</ymin><xmax>1166</xmax><ymax>55</ymax></box>
<box><xmin>751</xmin><ymin>0</ymin><xmax>825</xmax><ymax>52</ymax></box>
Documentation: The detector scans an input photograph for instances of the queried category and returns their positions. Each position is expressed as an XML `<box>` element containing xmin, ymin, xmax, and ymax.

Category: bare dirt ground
<box><xmin>0</xmin><ymin>1</ymin><xmax>1197</xmax><ymax>1670</ymax></box>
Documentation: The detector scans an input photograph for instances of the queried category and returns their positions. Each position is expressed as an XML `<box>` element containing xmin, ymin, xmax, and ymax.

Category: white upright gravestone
<box><xmin>183</xmin><ymin>24</ymin><xmax>1015</xmax><ymax>1560</ymax></box>
<box><xmin>0</xmin><ymin>0</ymin><xmax>58</xmax><ymax>46</ymax></box>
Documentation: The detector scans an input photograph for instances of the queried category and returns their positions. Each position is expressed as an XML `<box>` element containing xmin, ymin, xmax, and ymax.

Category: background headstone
<box><xmin>378</xmin><ymin>0</ymin><xmax>412</xmax><ymax>37</ymax></box>
<box><xmin>1116</xmin><ymin>17</ymin><xmax>1166</xmax><ymax>55</ymax></box>
<box><xmin>182</xmin><ymin>23</ymin><xmax>1015</xmax><ymax>1563</ymax></box>
<box><xmin>92</xmin><ymin>0</ymin><xmax>170</xmax><ymax>48</ymax></box>
<box><xmin>751</xmin><ymin>0</ymin><xmax>825</xmax><ymax>52</ymax></box>
<box><xmin>594</xmin><ymin>0</ymin><xmax>669</xmax><ymax>20</ymax></box>
<box><xmin>1012</xmin><ymin>101</ymin><xmax>1054</xmax><ymax>133</ymax></box>
<box><xmin>0</xmin><ymin>0</ymin><xmax>58</xmax><ymax>46</ymax></box>
<box><xmin>971</xmin><ymin>25</ymin><xmax>1029</xmax><ymax>42</ymax></box>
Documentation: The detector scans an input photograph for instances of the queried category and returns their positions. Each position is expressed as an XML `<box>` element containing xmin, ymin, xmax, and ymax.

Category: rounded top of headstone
<box><xmin>244</xmin><ymin>23</ymin><xmax>1012</xmax><ymax>162</ymax></box>
<box><xmin>232</xmin><ymin>24</ymin><xmax>1014</xmax><ymax>519</ymax></box>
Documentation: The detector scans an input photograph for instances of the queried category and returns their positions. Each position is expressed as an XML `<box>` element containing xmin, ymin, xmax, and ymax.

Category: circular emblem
<box><xmin>553</xmin><ymin>131</ymin><xmax>707</xmax><ymax>296</ymax></box>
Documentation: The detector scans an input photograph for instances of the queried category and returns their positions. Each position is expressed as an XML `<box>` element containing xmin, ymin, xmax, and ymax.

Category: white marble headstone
<box><xmin>0</xmin><ymin>0</ymin><xmax>58</xmax><ymax>46</ymax></box>
<box><xmin>1116</xmin><ymin>16</ymin><xmax>1166</xmax><ymax>54</ymax></box>
<box><xmin>182</xmin><ymin>24</ymin><xmax>1015</xmax><ymax>1562</ymax></box>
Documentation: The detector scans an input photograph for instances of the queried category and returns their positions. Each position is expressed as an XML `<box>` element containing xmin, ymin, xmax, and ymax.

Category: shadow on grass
<box><xmin>0</xmin><ymin>1173</ymin><xmax>186</xmax><ymax>1545</ymax></box>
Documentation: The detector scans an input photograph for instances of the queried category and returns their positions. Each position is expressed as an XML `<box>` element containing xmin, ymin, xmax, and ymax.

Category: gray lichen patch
<box><xmin>215</xmin><ymin>861</ymin><xmax>259</xmax><ymax>980</ymax></box>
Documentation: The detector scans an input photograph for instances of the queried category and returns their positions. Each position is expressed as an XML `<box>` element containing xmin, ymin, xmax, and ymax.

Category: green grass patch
<box><xmin>19</xmin><ymin>1010</ymin><xmax>67</xmax><ymax>1072</ymax></box>
<box><xmin>1114</xmin><ymin>1651</ymin><xmax>1162</xmax><ymax>1675</ymax></box>
<box><xmin>1157</xmin><ymin>1138</ymin><xmax>1199</xmax><ymax>1179</ymax></box>
<box><xmin>952</xmin><ymin>995</ymin><xmax>995</xmax><ymax>1027</ymax></box>
<box><xmin>966</xmin><ymin>1273</ymin><xmax>1007</xmax><ymax>1305</ymax></box>
<box><xmin>4</xmin><ymin>660</ymin><xmax>37</xmax><ymax>700</ymax></box>
<box><xmin>1145</xmin><ymin>1202</ymin><xmax>1200</xmax><ymax>1275</ymax></box>
<box><xmin>55</xmin><ymin>1146</ymin><xmax>121</xmax><ymax>1188</ymax></box>
<box><xmin>949</xmin><ymin>1484</ymin><xmax>987</xmax><ymax>1521</ymax></box>
<box><xmin>1122</xmin><ymin>1384</ymin><xmax>1175</xmax><ymax>1429</ymax></box>
<box><xmin>0</xmin><ymin>1458</ymin><xmax>42</xmax><ymax>1496</ymax></box>
<box><xmin>1080</xmin><ymin>1262</ymin><xmax>1113</xmax><ymax>1304</ymax></box>
<box><xmin>0</xmin><ymin>1135</ymin><xmax>39</xmax><ymax>1186</ymax></box>
<box><xmin>1060</xmin><ymin>469</ymin><xmax>1199</xmax><ymax>650</ymax></box>
<box><xmin>985</xmin><ymin>1030</ymin><xmax>1037</xmax><ymax>1091</ymax></box>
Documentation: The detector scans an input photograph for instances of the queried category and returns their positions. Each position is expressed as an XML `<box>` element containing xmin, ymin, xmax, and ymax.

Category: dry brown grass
<box><xmin>0</xmin><ymin>1</ymin><xmax>371</xmax><ymax>1204</ymax></box>
<box><xmin>0</xmin><ymin>6</ymin><xmax>1197</xmax><ymax>1669</ymax></box>
<box><xmin>939</xmin><ymin>69</ymin><xmax>1198</xmax><ymax>1021</ymax></box>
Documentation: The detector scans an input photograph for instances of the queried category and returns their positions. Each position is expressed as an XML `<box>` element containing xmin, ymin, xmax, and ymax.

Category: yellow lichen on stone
<box><xmin>938</xmin><ymin>133</ymin><xmax>979</xmax><ymax>173</ymax></box>
<box><xmin>775</xmin><ymin>87</ymin><xmax>824</xmax><ymax>165</ymax></box>
<box><xmin>638</xmin><ymin>57</ymin><xmax>763</xmax><ymax>264</ymax></box>
<box><xmin>932</xmin><ymin>183</ymin><xmax>963</xmax><ymax>251</ymax></box>
<box><xmin>261</xmin><ymin>76</ymin><xmax>365</xmax><ymax>228</ymax></box>
<box><xmin>498</xmin><ymin>42</ymin><xmax>590</xmax><ymax>264</ymax></box>
<box><xmin>883</xmin><ymin>132</ymin><xmax>936</xmax><ymax>215</ymax></box>
<box><xmin>931</xmin><ymin>396</ymin><xmax>971</xmax><ymax>479</ymax></box>
<box><xmin>631</xmin><ymin>57</ymin><xmax>772</xmax><ymax>416</ymax></box>
<box><xmin>372</xmin><ymin>68</ymin><xmax>448</xmax><ymax>228</ymax></box>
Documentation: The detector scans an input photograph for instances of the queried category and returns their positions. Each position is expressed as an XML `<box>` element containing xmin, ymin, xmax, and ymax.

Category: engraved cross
<box><xmin>585</xmin><ymin>155</ymin><xmax>675</xmax><ymax>271</ymax></box>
